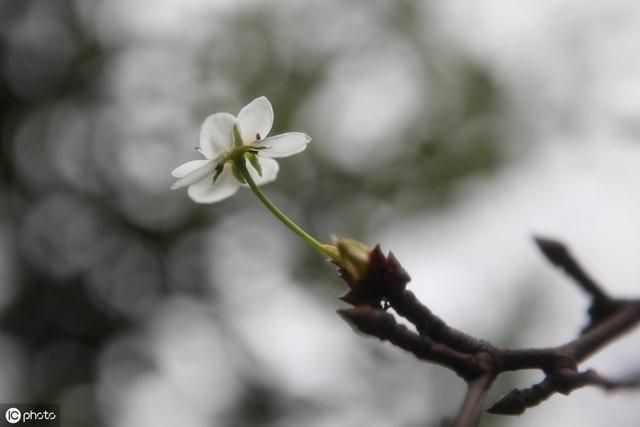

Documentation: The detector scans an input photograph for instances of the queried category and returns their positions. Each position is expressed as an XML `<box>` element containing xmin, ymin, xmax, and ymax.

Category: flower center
<box><xmin>218</xmin><ymin>145</ymin><xmax>248</xmax><ymax>166</ymax></box>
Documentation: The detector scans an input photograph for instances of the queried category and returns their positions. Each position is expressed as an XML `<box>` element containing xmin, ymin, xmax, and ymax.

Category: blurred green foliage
<box><xmin>0</xmin><ymin>1</ymin><xmax>514</xmax><ymax>426</ymax></box>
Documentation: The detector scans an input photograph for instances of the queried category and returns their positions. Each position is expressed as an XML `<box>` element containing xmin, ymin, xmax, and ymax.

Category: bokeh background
<box><xmin>1</xmin><ymin>0</ymin><xmax>640</xmax><ymax>426</ymax></box>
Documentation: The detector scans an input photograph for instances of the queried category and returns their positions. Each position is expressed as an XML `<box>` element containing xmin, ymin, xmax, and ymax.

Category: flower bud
<box><xmin>332</xmin><ymin>235</ymin><xmax>370</xmax><ymax>282</ymax></box>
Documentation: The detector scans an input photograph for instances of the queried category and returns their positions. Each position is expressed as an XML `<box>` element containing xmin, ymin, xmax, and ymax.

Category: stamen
<box><xmin>195</xmin><ymin>147</ymin><xmax>205</xmax><ymax>155</ymax></box>
<box><xmin>256</xmin><ymin>133</ymin><xmax>261</xmax><ymax>141</ymax></box>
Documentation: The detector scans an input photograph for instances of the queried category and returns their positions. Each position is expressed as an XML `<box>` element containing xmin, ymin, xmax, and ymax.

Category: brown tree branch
<box><xmin>453</xmin><ymin>373</ymin><xmax>494</xmax><ymax>427</ymax></box>
<box><xmin>337</xmin><ymin>306</ymin><xmax>478</xmax><ymax>376</ymax></box>
<box><xmin>533</xmin><ymin>236</ymin><xmax>610</xmax><ymax>302</ymax></box>
<box><xmin>487</xmin><ymin>369</ymin><xmax>640</xmax><ymax>415</ymax></box>
<box><xmin>336</xmin><ymin>237</ymin><xmax>640</xmax><ymax>426</ymax></box>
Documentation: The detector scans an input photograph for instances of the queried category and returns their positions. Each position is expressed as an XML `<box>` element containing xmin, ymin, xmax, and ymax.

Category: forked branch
<box><xmin>337</xmin><ymin>237</ymin><xmax>640</xmax><ymax>427</ymax></box>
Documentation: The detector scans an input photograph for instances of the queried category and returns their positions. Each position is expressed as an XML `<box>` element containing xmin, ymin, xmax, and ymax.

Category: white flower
<box><xmin>171</xmin><ymin>96</ymin><xmax>311</xmax><ymax>203</ymax></box>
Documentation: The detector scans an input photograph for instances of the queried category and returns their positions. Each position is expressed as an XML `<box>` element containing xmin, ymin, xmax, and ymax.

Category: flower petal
<box><xmin>171</xmin><ymin>160</ymin><xmax>217</xmax><ymax>189</ymax></box>
<box><xmin>247</xmin><ymin>157</ymin><xmax>279</xmax><ymax>186</ymax></box>
<box><xmin>236</xmin><ymin>96</ymin><xmax>274</xmax><ymax>143</ymax></box>
<box><xmin>199</xmin><ymin>112</ymin><xmax>235</xmax><ymax>159</ymax></box>
<box><xmin>258</xmin><ymin>132</ymin><xmax>311</xmax><ymax>158</ymax></box>
<box><xmin>171</xmin><ymin>159</ymin><xmax>212</xmax><ymax>178</ymax></box>
<box><xmin>187</xmin><ymin>163</ymin><xmax>240</xmax><ymax>203</ymax></box>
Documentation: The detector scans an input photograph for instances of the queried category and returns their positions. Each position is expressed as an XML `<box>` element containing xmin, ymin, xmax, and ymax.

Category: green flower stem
<box><xmin>235</xmin><ymin>157</ymin><xmax>338</xmax><ymax>261</ymax></box>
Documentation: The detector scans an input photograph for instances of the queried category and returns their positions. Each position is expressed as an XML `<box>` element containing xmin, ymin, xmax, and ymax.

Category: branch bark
<box><xmin>453</xmin><ymin>373</ymin><xmax>494</xmax><ymax>427</ymax></box>
<box><xmin>336</xmin><ymin>237</ymin><xmax>640</xmax><ymax>426</ymax></box>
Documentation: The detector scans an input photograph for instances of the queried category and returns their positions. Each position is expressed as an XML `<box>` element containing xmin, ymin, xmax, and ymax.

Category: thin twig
<box><xmin>453</xmin><ymin>374</ymin><xmax>495</xmax><ymax>427</ymax></box>
<box><xmin>533</xmin><ymin>236</ymin><xmax>609</xmax><ymax>302</ymax></box>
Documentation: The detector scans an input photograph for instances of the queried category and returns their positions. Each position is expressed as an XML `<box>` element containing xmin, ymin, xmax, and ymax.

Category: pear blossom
<box><xmin>171</xmin><ymin>96</ymin><xmax>311</xmax><ymax>203</ymax></box>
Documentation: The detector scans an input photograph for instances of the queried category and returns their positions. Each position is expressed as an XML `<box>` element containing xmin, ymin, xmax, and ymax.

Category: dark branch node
<box><xmin>338</xmin><ymin>245</ymin><xmax>411</xmax><ymax>309</ymax></box>
<box><xmin>582</xmin><ymin>299</ymin><xmax>624</xmax><ymax>333</ymax></box>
